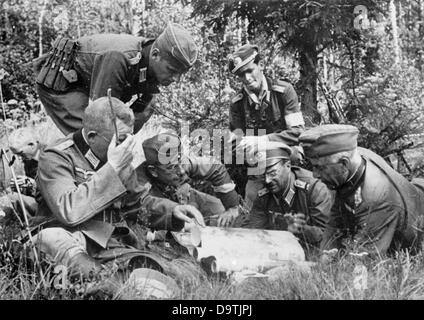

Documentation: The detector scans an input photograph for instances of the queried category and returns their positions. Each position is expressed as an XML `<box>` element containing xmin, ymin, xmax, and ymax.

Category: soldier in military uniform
<box><xmin>248</xmin><ymin>142</ymin><xmax>332</xmax><ymax>249</ymax></box>
<box><xmin>299</xmin><ymin>124</ymin><xmax>424</xmax><ymax>256</ymax></box>
<box><xmin>8</xmin><ymin>127</ymin><xmax>46</xmax><ymax>216</ymax></box>
<box><xmin>33</xmin><ymin>97</ymin><xmax>205</xmax><ymax>279</ymax></box>
<box><xmin>34</xmin><ymin>23</ymin><xmax>197</xmax><ymax>135</ymax></box>
<box><xmin>227</xmin><ymin>44</ymin><xmax>305</xmax><ymax>211</ymax></box>
<box><xmin>139</xmin><ymin>133</ymin><xmax>240</xmax><ymax>228</ymax></box>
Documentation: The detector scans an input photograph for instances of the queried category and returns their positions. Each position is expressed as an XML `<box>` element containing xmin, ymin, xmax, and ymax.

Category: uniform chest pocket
<box><xmin>74</xmin><ymin>167</ymin><xmax>95</xmax><ymax>184</ymax></box>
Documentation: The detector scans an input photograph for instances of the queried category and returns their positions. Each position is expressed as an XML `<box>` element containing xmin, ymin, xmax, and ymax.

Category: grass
<box><xmin>2</xmin><ymin>207</ymin><xmax>424</xmax><ymax>301</ymax></box>
<box><xmin>2</xmin><ymin>116</ymin><xmax>424</xmax><ymax>300</ymax></box>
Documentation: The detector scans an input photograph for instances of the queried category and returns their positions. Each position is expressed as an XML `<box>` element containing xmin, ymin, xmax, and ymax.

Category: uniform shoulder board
<box><xmin>128</xmin><ymin>52</ymin><xmax>142</xmax><ymax>65</ymax></box>
<box><xmin>231</xmin><ymin>93</ymin><xmax>244</xmax><ymax>104</ymax></box>
<box><xmin>52</xmin><ymin>139</ymin><xmax>74</xmax><ymax>151</ymax></box>
<box><xmin>271</xmin><ymin>79</ymin><xmax>292</xmax><ymax>94</ymax></box>
<box><xmin>257</xmin><ymin>187</ymin><xmax>270</xmax><ymax>197</ymax></box>
<box><xmin>294</xmin><ymin>179</ymin><xmax>309</xmax><ymax>191</ymax></box>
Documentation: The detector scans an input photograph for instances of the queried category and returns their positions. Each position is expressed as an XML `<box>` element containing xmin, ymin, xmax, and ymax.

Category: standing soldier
<box><xmin>227</xmin><ymin>44</ymin><xmax>305</xmax><ymax>211</ymax></box>
<box><xmin>248</xmin><ymin>142</ymin><xmax>332</xmax><ymax>249</ymax></box>
<box><xmin>34</xmin><ymin>23</ymin><xmax>198</xmax><ymax>134</ymax></box>
<box><xmin>299</xmin><ymin>124</ymin><xmax>424</xmax><ymax>257</ymax></box>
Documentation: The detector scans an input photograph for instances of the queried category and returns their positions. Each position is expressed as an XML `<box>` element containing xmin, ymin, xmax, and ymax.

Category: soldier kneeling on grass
<box><xmin>299</xmin><ymin>124</ymin><xmax>424</xmax><ymax>260</ymax></box>
<box><xmin>247</xmin><ymin>141</ymin><xmax>334</xmax><ymax>251</ymax></box>
<box><xmin>29</xmin><ymin>97</ymin><xmax>206</xmax><ymax>296</ymax></box>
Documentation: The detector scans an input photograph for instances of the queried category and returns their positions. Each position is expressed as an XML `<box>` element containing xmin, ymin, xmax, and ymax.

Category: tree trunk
<box><xmin>390</xmin><ymin>0</ymin><xmax>400</xmax><ymax>65</ymax></box>
<box><xmin>38</xmin><ymin>0</ymin><xmax>48</xmax><ymax>57</ymax></box>
<box><xmin>298</xmin><ymin>47</ymin><xmax>320</xmax><ymax>125</ymax></box>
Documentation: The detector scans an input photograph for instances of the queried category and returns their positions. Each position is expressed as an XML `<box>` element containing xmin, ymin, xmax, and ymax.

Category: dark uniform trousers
<box><xmin>35</xmin><ymin>34</ymin><xmax>159</xmax><ymax>135</ymax></box>
<box><xmin>247</xmin><ymin>167</ymin><xmax>333</xmax><ymax>248</ymax></box>
<box><xmin>229</xmin><ymin>77</ymin><xmax>305</xmax><ymax>211</ymax></box>
<box><xmin>322</xmin><ymin>147</ymin><xmax>424</xmax><ymax>255</ymax></box>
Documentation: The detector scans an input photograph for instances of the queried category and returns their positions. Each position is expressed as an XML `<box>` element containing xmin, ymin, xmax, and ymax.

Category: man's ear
<box><xmin>86</xmin><ymin>131</ymin><xmax>97</xmax><ymax>144</ymax></box>
<box><xmin>285</xmin><ymin>160</ymin><xmax>291</xmax><ymax>169</ymax></box>
<box><xmin>150</xmin><ymin>47</ymin><xmax>160</xmax><ymax>61</ymax></box>
<box><xmin>258</xmin><ymin>60</ymin><xmax>265</xmax><ymax>70</ymax></box>
<box><xmin>339</xmin><ymin>156</ymin><xmax>350</xmax><ymax>168</ymax></box>
<box><xmin>147</xmin><ymin>165</ymin><xmax>158</xmax><ymax>177</ymax></box>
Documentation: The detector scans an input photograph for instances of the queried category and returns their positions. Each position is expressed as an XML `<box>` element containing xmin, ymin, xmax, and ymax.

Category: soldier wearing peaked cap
<box><xmin>227</xmin><ymin>44</ymin><xmax>305</xmax><ymax>212</ymax></box>
<box><xmin>34</xmin><ymin>23</ymin><xmax>198</xmax><ymax>135</ymax></box>
<box><xmin>299</xmin><ymin>124</ymin><xmax>424</xmax><ymax>256</ymax></box>
<box><xmin>247</xmin><ymin>141</ymin><xmax>333</xmax><ymax>249</ymax></box>
<box><xmin>137</xmin><ymin>133</ymin><xmax>242</xmax><ymax>228</ymax></box>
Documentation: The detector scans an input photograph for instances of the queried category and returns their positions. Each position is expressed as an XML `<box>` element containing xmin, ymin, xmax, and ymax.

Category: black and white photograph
<box><xmin>0</xmin><ymin>0</ymin><xmax>424</xmax><ymax>306</ymax></box>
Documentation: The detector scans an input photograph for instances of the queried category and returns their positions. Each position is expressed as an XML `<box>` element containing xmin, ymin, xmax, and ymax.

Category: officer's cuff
<box><xmin>216</xmin><ymin>190</ymin><xmax>239</xmax><ymax>210</ymax></box>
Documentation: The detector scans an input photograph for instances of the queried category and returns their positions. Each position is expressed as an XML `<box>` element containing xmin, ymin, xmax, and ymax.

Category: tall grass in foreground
<box><xmin>1</xmin><ymin>240</ymin><xmax>424</xmax><ymax>300</ymax></box>
<box><xmin>2</xmin><ymin>116</ymin><xmax>424</xmax><ymax>300</ymax></box>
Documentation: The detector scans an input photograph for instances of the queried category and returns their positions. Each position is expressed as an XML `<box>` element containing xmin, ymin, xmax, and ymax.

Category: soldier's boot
<box><xmin>67</xmin><ymin>253</ymin><xmax>123</xmax><ymax>298</ymax></box>
<box><xmin>68</xmin><ymin>252</ymin><xmax>103</xmax><ymax>279</ymax></box>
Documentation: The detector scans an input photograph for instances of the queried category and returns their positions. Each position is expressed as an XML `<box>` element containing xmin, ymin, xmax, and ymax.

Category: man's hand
<box><xmin>235</xmin><ymin>135</ymin><xmax>268</xmax><ymax>154</ymax></box>
<box><xmin>217</xmin><ymin>206</ymin><xmax>239</xmax><ymax>228</ymax></box>
<box><xmin>107</xmin><ymin>134</ymin><xmax>136</xmax><ymax>175</ymax></box>
<box><xmin>10</xmin><ymin>175</ymin><xmax>35</xmax><ymax>193</ymax></box>
<box><xmin>285</xmin><ymin>213</ymin><xmax>307</xmax><ymax>234</ymax></box>
<box><xmin>172</xmin><ymin>204</ymin><xmax>206</xmax><ymax>228</ymax></box>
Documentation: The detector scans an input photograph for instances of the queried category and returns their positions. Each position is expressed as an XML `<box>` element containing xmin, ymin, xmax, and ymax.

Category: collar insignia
<box><xmin>85</xmin><ymin>149</ymin><xmax>101</xmax><ymax>169</ymax></box>
<box><xmin>139</xmin><ymin>67</ymin><xmax>147</xmax><ymax>83</ymax></box>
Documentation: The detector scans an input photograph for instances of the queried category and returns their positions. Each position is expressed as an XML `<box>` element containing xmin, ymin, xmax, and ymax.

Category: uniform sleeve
<box><xmin>229</xmin><ymin>100</ymin><xmax>245</xmax><ymax>132</ymax></box>
<box><xmin>184</xmin><ymin>156</ymin><xmax>239</xmax><ymax>209</ymax></box>
<box><xmin>89</xmin><ymin>51</ymin><xmax>130</xmax><ymax>101</ymax></box>
<box><xmin>320</xmin><ymin>199</ymin><xmax>345</xmax><ymax>251</ymax></box>
<box><xmin>300</xmin><ymin>181</ymin><xmax>334</xmax><ymax>247</ymax></box>
<box><xmin>353</xmin><ymin>201</ymin><xmax>402</xmax><ymax>255</ymax></box>
<box><xmin>38</xmin><ymin>150</ymin><xmax>127</xmax><ymax>227</ymax></box>
<box><xmin>267</xmin><ymin>83</ymin><xmax>305</xmax><ymax>145</ymax></box>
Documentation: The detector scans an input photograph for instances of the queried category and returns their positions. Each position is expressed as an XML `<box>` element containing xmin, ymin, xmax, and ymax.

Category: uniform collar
<box><xmin>273</xmin><ymin>171</ymin><xmax>296</xmax><ymax>210</ymax></box>
<box><xmin>139</xmin><ymin>42</ymin><xmax>160</xmax><ymax>93</ymax></box>
<box><xmin>243</xmin><ymin>74</ymin><xmax>270</xmax><ymax>108</ymax></box>
<box><xmin>337</xmin><ymin>157</ymin><xmax>367</xmax><ymax>199</ymax></box>
<box><xmin>73</xmin><ymin>129</ymin><xmax>105</xmax><ymax>170</ymax></box>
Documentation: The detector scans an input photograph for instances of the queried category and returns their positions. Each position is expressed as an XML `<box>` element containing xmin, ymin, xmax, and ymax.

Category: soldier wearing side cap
<box><xmin>137</xmin><ymin>133</ymin><xmax>241</xmax><ymax>228</ymax></box>
<box><xmin>299</xmin><ymin>124</ymin><xmax>424</xmax><ymax>257</ymax></box>
<box><xmin>227</xmin><ymin>44</ymin><xmax>305</xmax><ymax>212</ymax></box>
<box><xmin>248</xmin><ymin>142</ymin><xmax>333</xmax><ymax>248</ymax></box>
<box><xmin>34</xmin><ymin>23</ymin><xmax>197</xmax><ymax>135</ymax></box>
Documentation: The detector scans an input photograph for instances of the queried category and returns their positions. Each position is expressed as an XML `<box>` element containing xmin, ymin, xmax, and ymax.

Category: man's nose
<box><xmin>243</xmin><ymin>73</ymin><xmax>251</xmax><ymax>82</ymax></box>
<box><xmin>265</xmin><ymin>174</ymin><xmax>272</xmax><ymax>185</ymax></box>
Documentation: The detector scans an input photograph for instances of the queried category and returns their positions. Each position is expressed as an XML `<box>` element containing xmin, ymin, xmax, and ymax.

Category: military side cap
<box><xmin>228</xmin><ymin>44</ymin><xmax>259</xmax><ymax>74</ymax></box>
<box><xmin>154</xmin><ymin>23</ymin><xmax>198</xmax><ymax>71</ymax></box>
<box><xmin>142</xmin><ymin>132</ymin><xmax>181</xmax><ymax>165</ymax></box>
<box><xmin>257</xmin><ymin>141</ymin><xmax>292</xmax><ymax>168</ymax></box>
<box><xmin>299</xmin><ymin>124</ymin><xmax>359</xmax><ymax>159</ymax></box>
